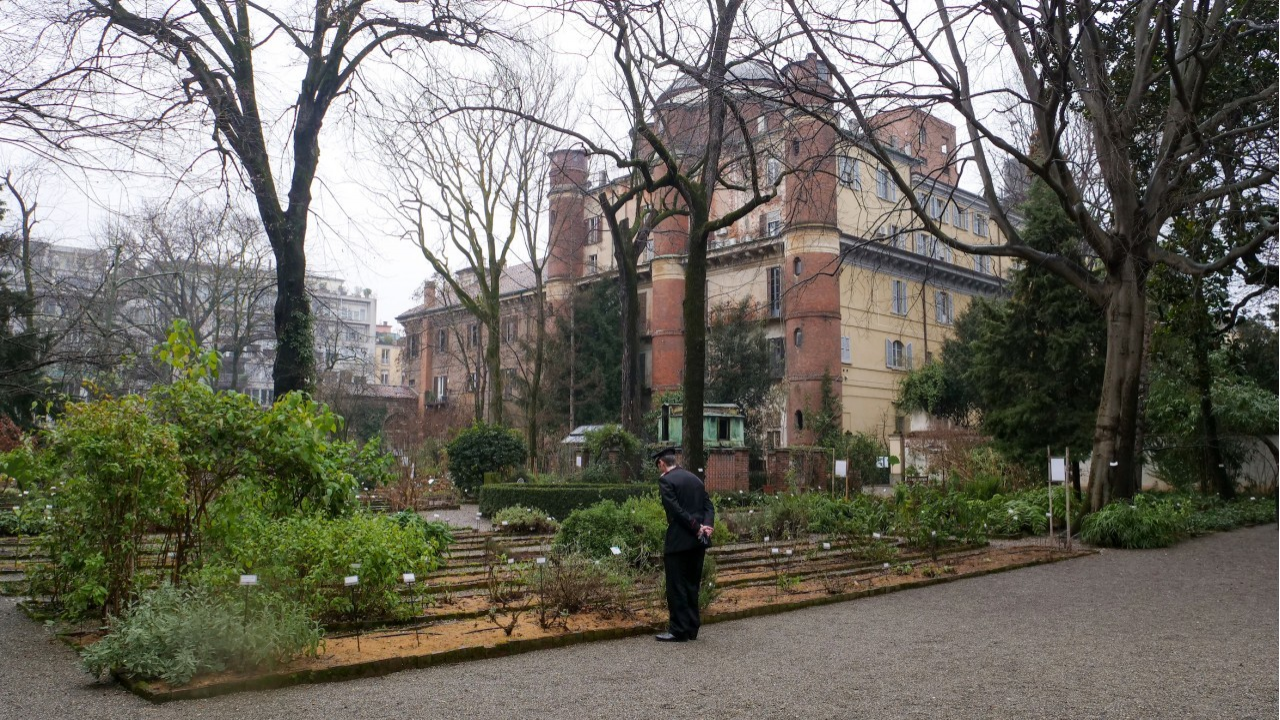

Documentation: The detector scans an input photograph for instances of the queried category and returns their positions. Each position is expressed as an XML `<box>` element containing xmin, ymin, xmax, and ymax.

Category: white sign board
<box><xmin>344</xmin><ymin>575</ymin><xmax>359</xmax><ymax>586</ymax></box>
<box><xmin>575</xmin><ymin>455</ymin><xmax>583</xmax><ymax>468</ymax></box>
<box><xmin>834</xmin><ymin>460</ymin><xmax>848</xmax><ymax>478</ymax></box>
<box><xmin>876</xmin><ymin>456</ymin><xmax>890</xmax><ymax>469</ymax></box>
<box><xmin>239</xmin><ymin>574</ymin><xmax>258</xmax><ymax>586</ymax></box>
<box><xmin>1049</xmin><ymin>458</ymin><xmax>1067</xmax><ymax>483</ymax></box>
<box><xmin>402</xmin><ymin>573</ymin><xmax>416</xmax><ymax>584</ymax></box>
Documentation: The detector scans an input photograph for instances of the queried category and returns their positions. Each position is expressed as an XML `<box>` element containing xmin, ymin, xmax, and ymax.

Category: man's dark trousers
<box><xmin>664</xmin><ymin>547</ymin><xmax>705</xmax><ymax>638</ymax></box>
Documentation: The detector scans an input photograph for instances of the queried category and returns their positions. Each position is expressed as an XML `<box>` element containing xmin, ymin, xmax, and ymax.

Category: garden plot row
<box><xmin>317</xmin><ymin>536</ymin><xmax>947</xmax><ymax>629</ymax></box>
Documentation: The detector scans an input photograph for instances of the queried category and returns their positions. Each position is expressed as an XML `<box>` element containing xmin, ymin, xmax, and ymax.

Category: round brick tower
<box><xmin>648</xmin><ymin>202</ymin><xmax>688</xmax><ymax>393</ymax></box>
<box><xmin>781</xmin><ymin>60</ymin><xmax>843</xmax><ymax>446</ymax></box>
<box><xmin>546</xmin><ymin>148</ymin><xmax>588</xmax><ymax>309</ymax></box>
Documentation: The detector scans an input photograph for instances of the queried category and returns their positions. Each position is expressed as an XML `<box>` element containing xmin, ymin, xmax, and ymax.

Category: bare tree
<box><xmin>377</xmin><ymin>59</ymin><xmax>556</xmax><ymax>427</ymax></box>
<box><xmin>500</xmin><ymin>0</ymin><xmax>790</xmax><ymax>473</ymax></box>
<box><xmin>43</xmin><ymin>0</ymin><xmax>493</xmax><ymax>398</ymax></box>
<box><xmin>779</xmin><ymin>0</ymin><xmax>1277</xmax><ymax>508</ymax></box>
<box><xmin>105</xmin><ymin>202</ymin><xmax>274</xmax><ymax>389</ymax></box>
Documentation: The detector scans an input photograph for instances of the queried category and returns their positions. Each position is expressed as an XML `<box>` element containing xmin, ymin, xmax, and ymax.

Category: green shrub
<box><xmin>207</xmin><ymin>513</ymin><xmax>450</xmax><ymax>622</ymax></box>
<box><xmin>1078</xmin><ymin>495</ymin><xmax>1185</xmax><ymax>549</ymax></box>
<box><xmin>493</xmin><ymin>505</ymin><xmax>559</xmax><ymax>534</ymax></box>
<box><xmin>892</xmin><ymin>483</ymin><xmax>985</xmax><ymax>546</ymax></box>
<box><xmin>554</xmin><ymin>499</ymin><xmax>659</xmax><ymax>560</ymax></box>
<box><xmin>0</xmin><ymin>502</ymin><xmax>51</xmax><ymax>536</ymax></box>
<box><xmin>712</xmin><ymin>491</ymin><xmax>770</xmax><ymax>509</ymax></box>
<box><xmin>81</xmin><ymin>584</ymin><xmax>322</xmax><ymax>686</ymax></box>
<box><xmin>478</xmin><ymin>483</ymin><xmax>654</xmax><ymax>518</ymax></box>
<box><xmin>389</xmin><ymin>509</ymin><xmax>455</xmax><ymax>547</ymax></box>
<box><xmin>582</xmin><ymin>424</ymin><xmax>645</xmax><ymax>481</ymax></box>
<box><xmin>748</xmin><ymin>471</ymin><xmax>769</xmax><ymax>491</ymax></box>
<box><xmin>554</xmin><ymin>495</ymin><xmax>729</xmax><ymax>561</ymax></box>
<box><xmin>34</xmin><ymin>395</ymin><xmax>185</xmax><ymax>618</ymax></box>
<box><xmin>447</xmin><ymin>423</ymin><xmax>526</xmax><ymax>495</ymax></box>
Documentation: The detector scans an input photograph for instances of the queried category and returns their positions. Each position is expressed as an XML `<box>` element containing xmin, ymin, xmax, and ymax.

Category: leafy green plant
<box><xmin>478</xmin><ymin>483</ymin><xmax>654</xmax><ymax>518</ymax></box>
<box><xmin>81</xmin><ymin>584</ymin><xmax>322</xmax><ymax>686</ymax></box>
<box><xmin>493</xmin><ymin>505</ymin><xmax>559</xmax><ymax>534</ymax></box>
<box><xmin>1078</xmin><ymin>495</ymin><xmax>1186</xmax><ymax>549</ymax></box>
<box><xmin>208</xmin><ymin>513</ymin><xmax>451</xmax><ymax>622</ymax></box>
<box><xmin>34</xmin><ymin>395</ymin><xmax>184</xmax><ymax>618</ymax></box>
<box><xmin>446</xmin><ymin>423</ymin><xmax>526</xmax><ymax>495</ymax></box>
<box><xmin>582</xmin><ymin>424</ymin><xmax>645</xmax><ymax>481</ymax></box>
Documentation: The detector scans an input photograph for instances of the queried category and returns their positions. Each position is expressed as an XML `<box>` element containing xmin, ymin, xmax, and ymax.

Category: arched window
<box><xmin>793</xmin><ymin>257</ymin><xmax>803</xmax><ymax>276</ymax></box>
<box><xmin>795</xmin><ymin>410</ymin><xmax>805</xmax><ymax>431</ymax></box>
<box><xmin>793</xmin><ymin>327</ymin><xmax>804</xmax><ymax>347</ymax></box>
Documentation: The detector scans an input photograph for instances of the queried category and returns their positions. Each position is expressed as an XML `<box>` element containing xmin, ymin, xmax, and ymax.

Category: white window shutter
<box><xmin>885</xmin><ymin>338</ymin><xmax>893</xmax><ymax>367</ymax></box>
<box><xmin>906</xmin><ymin>343</ymin><xmax>914</xmax><ymax>370</ymax></box>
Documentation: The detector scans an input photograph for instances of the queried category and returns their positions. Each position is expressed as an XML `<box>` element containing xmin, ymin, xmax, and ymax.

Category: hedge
<box><xmin>478</xmin><ymin>484</ymin><xmax>656</xmax><ymax>519</ymax></box>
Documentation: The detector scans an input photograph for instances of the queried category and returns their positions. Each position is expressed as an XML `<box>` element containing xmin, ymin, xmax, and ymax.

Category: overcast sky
<box><xmin>0</xmin><ymin>0</ymin><xmax>1032</xmax><ymax>330</ymax></box>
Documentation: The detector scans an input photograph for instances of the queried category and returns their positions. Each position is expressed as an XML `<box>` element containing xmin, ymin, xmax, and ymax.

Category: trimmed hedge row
<box><xmin>478</xmin><ymin>484</ymin><xmax>656</xmax><ymax>519</ymax></box>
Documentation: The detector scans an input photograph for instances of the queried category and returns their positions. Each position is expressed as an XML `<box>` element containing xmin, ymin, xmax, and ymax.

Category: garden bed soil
<box><xmin>117</xmin><ymin>543</ymin><xmax>1091</xmax><ymax>702</ymax></box>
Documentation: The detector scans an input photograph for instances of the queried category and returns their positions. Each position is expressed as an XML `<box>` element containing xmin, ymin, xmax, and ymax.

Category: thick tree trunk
<box><xmin>683</xmin><ymin>220</ymin><xmax>709</xmax><ymax>477</ymax></box>
<box><xmin>486</xmin><ymin>315</ymin><xmax>504</xmax><ymax>426</ymax></box>
<box><xmin>1088</xmin><ymin>265</ymin><xmax>1148</xmax><ymax>511</ymax></box>
<box><xmin>271</xmin><ymin>235</ymin><xmax>314</xmax><ymax>398</ymax></box>
<box><xmin>618</xmin><ymin>249</ymin><xmax>643</xmax><ymax>438</ymax></box>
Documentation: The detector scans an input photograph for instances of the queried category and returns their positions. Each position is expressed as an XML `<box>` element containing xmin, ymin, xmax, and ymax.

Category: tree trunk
<box><xmin>270</xmin><ymin>235</ymin><xmax>314</xmax><ymax>398</ymax></box>
<box><xmin>486</xmin><ymin>315</ymin><xmax>504</xmax><ymax>426</ymax></box>
<box><xmin>1191</xmin><ymin>283</ymin><xmax>1234</xmax><ymax>499</ymax></box>
<box><xmin>683</xmin><ymin>219</ymin><xmax>709</xmax><ymax>477</ymax></box>
<box><xmin>617</xmin><ymin>242</ymin><xmax>643</xmax><ymax>437</ymax></box>
<box><xmin>526</xmin><ymin>274</ymin><xmax>546</xmax><ymax>466</ymax></box>
<box><xmin>1087</xmin><ymin>264</ymin><xmax>1148</xmax><ymax>511</ymax></box>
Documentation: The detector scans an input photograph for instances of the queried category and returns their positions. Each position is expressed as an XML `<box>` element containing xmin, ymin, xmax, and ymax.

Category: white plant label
<box><xmin>344</xmin><ymin>575</ymin><xmax>359</xmax><ymax>586</ymax></box>
<box><xmin>1049</xmin><ymin>457</ymin><xmax>1067</xmax><ymax>482</ymax></box>
<box><xmin>350</xmin><ymin>562</ymin><xmax>361</xmax><ymax>570</ymax></box>
<box><xmin>501</xmin><ymin>521</ymin><xmax>509</xmax><ymax>526</ymax></box>
<box><xmin>872</xmin><ymin>532</ymin><xmax>881</xmax><ymax>539</ymax></box>
<box><xmin>239</xmin><ymin>575</ymin><xmax>258</xmax><ymax>586</ymax></box>
<box><xmin>610</xmin><ymin>547</ymin><xmax>622</xmax><ymax>556</ymax></box>
<box><xmin>507</xmin><ymin>558</ymin><xmax>515</xmax><ymax>565</ymax></box>
<box><xmin>771</xmin><ymin>548</ymin><xmax>780</xmax><ymax>555</ymax></box>
<box><xmin>785</xmin><ymin>549</ymin><xmax>793</xmax><ymax>556</ymax></box>
<box><xmin>402</xmin><ymin>573</ymin><xmax>416</xmax><ymax>584</ymax></box>
<box><xmin>536</xmin><ymin>557</ymin><xmax>546</xmax><ymax>565</ymax></box>
<box><xmin>428</xmin><ymin>478</ymin><xmax>436</xmax><ymax>485</ymax></box>
<box><xmin>763</xmin><ymin>535</ymin><xmax>770</xmax><ymax>542</ymax></box>
<box><xmin>822</xmin><ymin>542</ymin><xmax>831</xmax><ymax>550</ymax></box>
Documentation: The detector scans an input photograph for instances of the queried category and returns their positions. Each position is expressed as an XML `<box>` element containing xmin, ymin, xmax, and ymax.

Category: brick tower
<box><xmin>546</xmin><ymin>148</ymin><xmax>588</xmax><ymax>309</ymax></box>
<box><xmin>781</xmin><ymin>58</ymin><xmax>843</xmax><ymax>446</ymax></box>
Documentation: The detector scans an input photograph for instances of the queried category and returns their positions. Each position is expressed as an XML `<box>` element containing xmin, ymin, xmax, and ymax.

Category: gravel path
<box><xmin>418</xmin><ymin>503</ymin><xmax>491</xmax><ymax>531</ymax></box>
<box><xmin>0</xmin><ymin>525</ymin><xmax>1274</xmax><ymax>720</ymax></box>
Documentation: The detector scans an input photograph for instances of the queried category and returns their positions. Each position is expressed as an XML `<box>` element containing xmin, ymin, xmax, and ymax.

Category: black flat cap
<box><xmin>650</xmin><ymin>446</ymin><xmax>678</xmax><ymax>461</ymax></box>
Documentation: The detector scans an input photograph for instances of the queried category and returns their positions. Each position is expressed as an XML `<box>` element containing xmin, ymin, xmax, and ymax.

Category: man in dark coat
<box><xmin>653</xmin><ymin>447</ymin><xmax>715</xmax><ymax>642</ymax></box>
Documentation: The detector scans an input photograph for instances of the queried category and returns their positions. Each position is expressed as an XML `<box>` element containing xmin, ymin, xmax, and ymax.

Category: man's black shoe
<box><xmin>654</xmin><ymin>632</ymin><xmax>687</xmax><ymax>642</ymax></box>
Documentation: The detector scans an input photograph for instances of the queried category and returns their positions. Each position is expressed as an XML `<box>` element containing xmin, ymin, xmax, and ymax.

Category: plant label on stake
<box><xmin>402</xmin><ymin>573</ymin><xmax>416</xmax><ymax>584</ymax></box>
<box><xmin>822</xmin><ymin>542</ymin><xmax>831</xmax><ymax>550</ymax></box>
<box><xmin>240</xmin><ymin>575</ymin><xmax>258</xmax><ymax>586</ymax></box>
<box><xmin>345</xmin><ymin>575</ymin><xmax>359</xmax><ymax>586</ymax></box>
<box><xmin>610</xmin><ymin>547</ymin><xmax>622</xmax><ymax>556</ymax></box>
